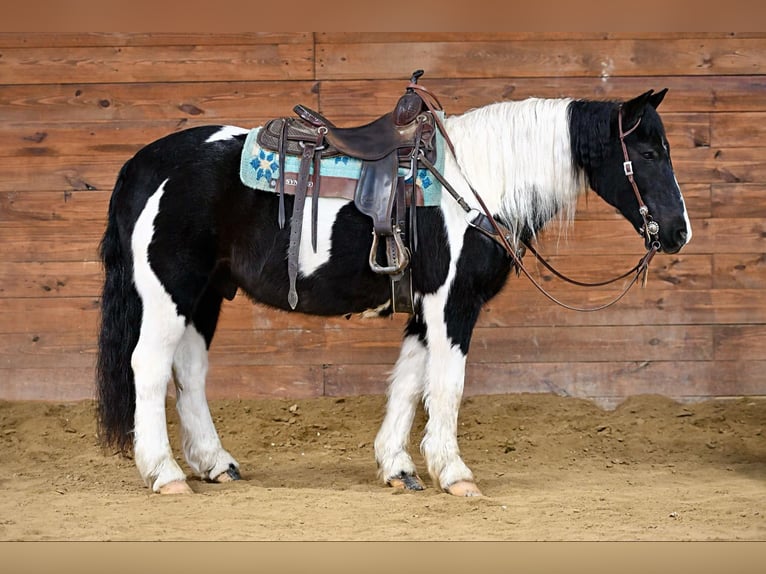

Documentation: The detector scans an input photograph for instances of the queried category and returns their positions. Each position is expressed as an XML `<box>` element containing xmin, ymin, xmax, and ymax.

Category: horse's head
<box><xmin>577</xmin><ymin>90</ymin><xmax>692</xmax><ymax>254</ymax></box>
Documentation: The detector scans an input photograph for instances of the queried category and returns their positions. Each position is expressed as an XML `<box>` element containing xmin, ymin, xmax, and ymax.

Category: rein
<box><xmin>410</xmin><ymin>82</ymin><xmax>661</xmax><ymax>312</ymax></box>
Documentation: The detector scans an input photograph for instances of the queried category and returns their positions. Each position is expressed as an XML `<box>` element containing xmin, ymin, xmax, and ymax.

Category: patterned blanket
<box><xmin>238</xmin><ymin>126</ymin><xmax>444</xmax><ymax>206</ymax></box>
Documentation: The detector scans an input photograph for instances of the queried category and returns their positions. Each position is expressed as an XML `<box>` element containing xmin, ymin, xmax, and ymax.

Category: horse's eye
<box><xmin>642</xmin><ymin>151</ymin><xmax>657</xmax><ymax>160</ymax></box>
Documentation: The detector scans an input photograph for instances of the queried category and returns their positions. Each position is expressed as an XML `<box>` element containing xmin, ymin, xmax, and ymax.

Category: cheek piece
<box><xmin>618</xmin><ymin>106</ymin><xmax>661</xmax><ymax>249</ymax></box>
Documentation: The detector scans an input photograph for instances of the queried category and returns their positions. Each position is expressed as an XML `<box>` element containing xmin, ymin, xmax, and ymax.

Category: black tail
<box><xmin>96</xmin><ymin>163</ymin><xmax>141</xmax><ymax>453</ymax></box>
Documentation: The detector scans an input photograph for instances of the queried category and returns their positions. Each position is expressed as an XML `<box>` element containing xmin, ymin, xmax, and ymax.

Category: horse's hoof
<box><xmin>213</xmin><ymin>463</ymin><xmax>241</xmax><ymax>483</ymax></box>
<box><xmin>387</xmin><ymin>471</ymin><xmax>425</xmax><ymax>491</ymax></box>
<box><xmin>445</xmin><ymin>480</ymin><xmax>482</xmax><ymax>497</ymax></box>
<box><xmin>158</xmin><ymin>480</ymin><xmax>194</xmax><ymax>495</ymax></box>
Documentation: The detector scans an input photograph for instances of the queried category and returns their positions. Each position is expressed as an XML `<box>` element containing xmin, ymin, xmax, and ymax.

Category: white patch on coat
<box><xmin>205</xmin><ymin>125</ymin><xmax>249</xmax><ymax>143</ymax></box>
<box><xmin>675</xmin><ymin>175</ymin><xmax>693</xmax><ymax>245</ymax></box>
<box><xmin>298</xmin><ymin>196</ymin><xmax>350</xmax><ymax>277</ymax></box>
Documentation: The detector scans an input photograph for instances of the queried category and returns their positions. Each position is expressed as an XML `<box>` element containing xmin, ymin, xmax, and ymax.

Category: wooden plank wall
<box><xmin>1</xmin><ymin>32</ymin><xmax>765</xmax><ymax>407</ymax></box>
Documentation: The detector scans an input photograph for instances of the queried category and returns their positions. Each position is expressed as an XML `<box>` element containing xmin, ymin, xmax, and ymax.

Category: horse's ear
<box><xmin>621</xmin><ymin>90</ymin><xmax>654</xmax><ymax>130</ymax></box>
<box><xmin>648</xmin><ymin>88</ymin><xmax>668</xmax><ymax>109</ymax></box>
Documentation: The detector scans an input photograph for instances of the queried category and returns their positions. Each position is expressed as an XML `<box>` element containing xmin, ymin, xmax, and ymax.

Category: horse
<box><xmin>96</xmin><ymin>87</ymin><xmax>692</xmax><ymax>496</ymax></box>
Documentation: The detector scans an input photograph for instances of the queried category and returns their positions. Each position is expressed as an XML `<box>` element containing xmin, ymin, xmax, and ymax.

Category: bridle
<box><xmin>410</xmin><ymin>83</ymin><xmax>663</xmax><ymax>312</ymax></box>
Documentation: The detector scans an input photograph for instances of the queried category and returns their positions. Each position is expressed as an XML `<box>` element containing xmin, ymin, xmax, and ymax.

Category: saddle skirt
<box><xmin>239</xmin><ymin>126</ymin><xmax>445</xmax><ymax>206</ymax></box>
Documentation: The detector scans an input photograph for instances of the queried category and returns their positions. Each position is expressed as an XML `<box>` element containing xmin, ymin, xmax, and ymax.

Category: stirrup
<box><xmin>369</xmin><ymin>229</ymin><xmax>410</xmax><ymax>275</ymax></box>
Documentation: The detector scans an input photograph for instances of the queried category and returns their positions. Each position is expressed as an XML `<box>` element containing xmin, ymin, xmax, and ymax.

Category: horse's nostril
<box><xmin>677</xmin><ymin>229</ymin><xmax>688</xmax><ymax>243</ymax></box>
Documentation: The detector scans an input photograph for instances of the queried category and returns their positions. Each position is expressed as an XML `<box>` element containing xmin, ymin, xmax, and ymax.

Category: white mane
<box><xmin>443</xmin><ymin>98</ymin><xmax>589</xmax><ymax>242</ymax></box>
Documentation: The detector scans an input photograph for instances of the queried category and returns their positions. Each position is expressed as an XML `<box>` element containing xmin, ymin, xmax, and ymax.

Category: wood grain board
<box><xmin>1</xmin><ymin>33</ymin><xmax>764</xmax><ymax>404</ymax></box>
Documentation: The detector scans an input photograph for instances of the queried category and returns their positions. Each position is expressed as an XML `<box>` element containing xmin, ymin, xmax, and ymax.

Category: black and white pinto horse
<box><xmin>97</xmin><ymin>89</ymin><xmax>691</xmax><ymax>496</ymax></box>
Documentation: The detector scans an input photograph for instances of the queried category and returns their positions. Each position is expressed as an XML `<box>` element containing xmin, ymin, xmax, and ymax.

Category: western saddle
<box><xmin>256</xmin><ymin>70</ymin><xmax>442</xmax><ymax>313</ymax></box>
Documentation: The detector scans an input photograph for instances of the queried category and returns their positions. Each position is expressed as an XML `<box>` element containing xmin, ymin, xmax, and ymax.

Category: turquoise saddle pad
<box><xmin>238</xmin><ymin>126</ymin><xmax>444</xmax><ymax>207</ymax></box>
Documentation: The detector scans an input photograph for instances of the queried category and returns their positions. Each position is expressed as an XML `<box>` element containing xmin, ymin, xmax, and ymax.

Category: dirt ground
<box><xmin>1</xmin><ymin>392</ymin><xmax>764</xmax><ymax>541</ymax></box>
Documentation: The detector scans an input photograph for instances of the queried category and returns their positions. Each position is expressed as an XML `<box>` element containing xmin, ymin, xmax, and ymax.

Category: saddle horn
<box><xmin>394</xmin><ymin>70</ymin><xmax>428</xmax><ymax>126</ymax></box>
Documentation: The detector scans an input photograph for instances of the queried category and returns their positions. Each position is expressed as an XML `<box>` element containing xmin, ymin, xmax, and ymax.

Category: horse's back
<box><xmin>118</xmin><ymin>124</ymin><xmax>247</xmax><ymax>199</ymax></box>
<box><xmin>108</xmin><ymin>124</ymin><xmax>247</xmax><ymax>240</ymax></box>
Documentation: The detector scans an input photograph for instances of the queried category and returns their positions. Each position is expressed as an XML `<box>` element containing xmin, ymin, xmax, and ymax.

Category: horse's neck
<box><xmin>443</xmin><ymin>99</ymin><xmax>588</xmax><ymax>240</ymax></box>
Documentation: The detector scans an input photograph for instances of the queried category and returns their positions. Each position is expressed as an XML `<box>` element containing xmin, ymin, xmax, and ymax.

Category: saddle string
<box><xmin>412</xmin><ymin>92</ymin><xmax>661</xmax><ymax>312</ymax></box>
<box><xmin>277</xmin><ymin>119</ymin><xmax>289</xmax><ymax>229</ymax></box>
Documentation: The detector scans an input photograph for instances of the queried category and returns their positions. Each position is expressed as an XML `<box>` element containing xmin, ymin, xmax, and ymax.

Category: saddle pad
<box><xmin>238</xmin><ymin>126</ymin><xmax>444</xmax><ymax>207</ymax></box>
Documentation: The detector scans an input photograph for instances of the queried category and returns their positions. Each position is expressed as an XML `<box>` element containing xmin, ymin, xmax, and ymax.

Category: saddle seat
<box><xmin>294</xmin><ymin>103</ymin><xmax>435</xmax><ymax>163</ymax></box>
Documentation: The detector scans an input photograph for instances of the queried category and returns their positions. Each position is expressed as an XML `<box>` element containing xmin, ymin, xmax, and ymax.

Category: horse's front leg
<box><xmin>420</xmin><ymin>293</ymin><xmax>482</xmax><ymax>497</ymax></box>
<box><xmin>374</xmin><ymin>318</ymin><xmax>428</xmax><ymax>491</ymax></box>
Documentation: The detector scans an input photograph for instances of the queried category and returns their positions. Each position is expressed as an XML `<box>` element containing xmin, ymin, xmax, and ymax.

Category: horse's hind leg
<box><xmin>132</xmin><ymin>312</ymin><xmax>189</xmax><ymax>493</ymax></box>
<box><xmin>172</xmin><ymin>290</ymin><xmax>239</xmax><ymax>484</ymax></box>
<box><xmin>374</xmin><ymin>315</ymin><xmax>428</xmax><ymax>491</ymax></box>
<box><xmin>130</xmin><ymin>184</ymin><xmax>190</xmax><ymax>493</ymax></box>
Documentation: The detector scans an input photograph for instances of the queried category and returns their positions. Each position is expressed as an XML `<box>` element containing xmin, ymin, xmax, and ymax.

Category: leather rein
<box><xmin>409</xmin><ymin>83</ymin><xmax>662</xmax><ymax>313</ymax></box>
